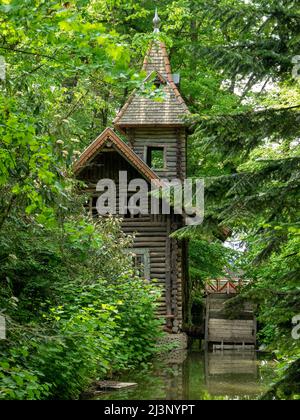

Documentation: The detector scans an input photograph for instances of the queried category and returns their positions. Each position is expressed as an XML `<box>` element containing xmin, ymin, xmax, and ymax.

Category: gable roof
<box><xmin>142</xmin><ymin>41</ymin><xmax>187</xmax><ymax>109</ymax></box>
<box><xmin>114</xmin><ymin>40</ymin><xmax>189</xmax><ymax>128</ymax></box>
<box><xmin>73</xmin><ymin>127</ymin><xmax>160</xmax><ymax>184</ymax></box>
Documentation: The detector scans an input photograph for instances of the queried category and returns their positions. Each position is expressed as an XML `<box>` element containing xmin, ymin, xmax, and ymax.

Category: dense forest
<box><xmin>0</xmin><ymin>0</ymin><xmax>299</xmax><ymax>400</ymax></box>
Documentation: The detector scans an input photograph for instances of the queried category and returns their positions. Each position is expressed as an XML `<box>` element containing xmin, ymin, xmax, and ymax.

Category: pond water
<box><xmin>94</xmin><ymin>348</ymin><xmax>275</xmax><ymax>400</ymax></box>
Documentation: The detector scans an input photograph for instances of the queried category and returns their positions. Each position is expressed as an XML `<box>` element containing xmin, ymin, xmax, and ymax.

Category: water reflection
<box><xmin>94</xmin><ymin>349</ymin><xmax>274</xmax><ymax>400</ymax></box>
<box><xmin>205</xmin><ymin>351</ymin><xmax>261</xmax><ymax>398</ymax></box>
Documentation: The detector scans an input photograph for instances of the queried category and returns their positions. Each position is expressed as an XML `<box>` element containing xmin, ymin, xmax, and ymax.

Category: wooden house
<box><xmin>74</xmin><ymin>12</ymin><xmax>190</xmax><ymax>334</ymax></box>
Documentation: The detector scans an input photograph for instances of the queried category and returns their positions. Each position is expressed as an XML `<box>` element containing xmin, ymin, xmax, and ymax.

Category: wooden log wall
<box><xmin>77</xmin><ymin>148</ymin><xmax>185</xmax><ymax>332</ymax></box>
<box><xmin>128</xmin><ymin>127</ymin><xmax>186</xmax><ymax>180</ymax></box>
<box><xmin>205</xmin><ymin>294</ymin><xmax>257</xmax><ymax>347</ymax></box>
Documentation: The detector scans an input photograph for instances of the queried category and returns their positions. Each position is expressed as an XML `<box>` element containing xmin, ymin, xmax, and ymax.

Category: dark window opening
<box><xmin>147</xmin><ymin>147</ymin><xmax>165</xmax><ymax>170</ymax></box>
<box><xmin>129</xmin><ymin>249</ymin><xmax>150</xmax><ymax>279</ymax></box>
<box><xmin>92</xmin><ymin>196</ymin><xmax>98</xmax><ymax>217</ymax></box>
<box><xmin>84</xmin><ymin>196</ymin><xmax>99</xmax><ymax>217</ymax></box>
<box><xmin>132</xmin><ymin>254</ymin><xmax>144</xmax><ymax>277</ymax></box>
<box><xmin>153</xmin><ymin>77</ymin><xmax>162</xmax><ymax>88</ymax></box>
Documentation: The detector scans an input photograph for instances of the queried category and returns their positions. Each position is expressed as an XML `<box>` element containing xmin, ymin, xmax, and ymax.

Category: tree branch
<box><xmin>0</xmin><ymin>45</ymin><xmax>59</xmax><ymax>60</ymax></box>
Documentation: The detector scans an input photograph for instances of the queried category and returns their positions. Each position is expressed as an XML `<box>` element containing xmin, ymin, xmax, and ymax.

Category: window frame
<box><xmin>127</xmin><ymin>248</ymin><xmax>150</xmax><ymax>280</ymax></box>
<box><xmin>144</xmin><ymin>145</ymin><xmax>167</xmax><ymax>171</ymax></box>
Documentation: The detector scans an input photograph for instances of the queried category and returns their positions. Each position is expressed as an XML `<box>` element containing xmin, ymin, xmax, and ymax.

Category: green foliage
<box><xmin>0</xmin><ymin>0</ymin><xmax>169</xmax><ymax>401</ymax></box>
<box><xmin>241</xmin><ymin>235</ymin><xmax>300</xmax><ymax>357</ymax></box>
<box><xmin>189</xmin><ymin>239</ymin><xmax>234</xmax><ymax>285</ymax></box>
<box><xmin>0</xmin><ymin>217</ymin><xmax>162</xmax><ymax>400</ymax></box>
<box><xmin>176</xmin><ymin>0</ymin><xmax>300</xmax><ymax>398</ymax></box>
<box><xmin>1</xmin><ymin>0</ymin><xmax>299</xmax><ymax>400</ymax></box>
<box><xmin>0</xmin><ymin>357</ymin><xmax>51</xmax><ymax>400</ymax></box>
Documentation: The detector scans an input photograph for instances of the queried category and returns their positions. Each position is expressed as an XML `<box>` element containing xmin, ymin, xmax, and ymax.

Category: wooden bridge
<box><xmin>204</xmin><ymin>278</ymin><xmax>256</xmax><ymax>349</ymax></box>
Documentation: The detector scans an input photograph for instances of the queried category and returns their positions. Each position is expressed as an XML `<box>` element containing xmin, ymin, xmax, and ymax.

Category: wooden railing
<box><xmin>205</xmin><ymin>278</ymin><xmax>244</xmax><ymax>294</ymax></box>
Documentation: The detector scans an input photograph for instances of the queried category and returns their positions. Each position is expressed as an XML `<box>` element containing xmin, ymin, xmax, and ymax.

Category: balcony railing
<box><xmin>205</xmin><ymin>278</ymin><xmax>244</xmax><ymax>294</ymax></box>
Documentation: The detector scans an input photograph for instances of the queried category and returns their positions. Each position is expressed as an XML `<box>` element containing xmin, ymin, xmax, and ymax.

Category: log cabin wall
<box><xmin>126</xmin><ymin>123</ymin><xmax>188</xmax><ymax>332</ymax></box>
<box><xmin>126</xmin><ymin>127</ymin><xmax>187</xmax><ymax>181</ymax></box>
<box><xmin>111</xmin><ymin>38</ymin><xmax>190</xmax><ymax>333</ymax></box>
<box><xmin>76</xmin><ymin>30</ymin><xmax>191</xmax><ymax>334</ymax></box>
<box><xmin>77</xmin><ymin>148</ymin><xmax>184</xmax><ymax>332</ymax></box>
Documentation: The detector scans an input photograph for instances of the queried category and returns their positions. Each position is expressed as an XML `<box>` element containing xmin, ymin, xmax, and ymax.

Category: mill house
<box><xmin>74</xmin><ymin>11</ymin><xmax>190</xmax><ymax>334</ymax></box>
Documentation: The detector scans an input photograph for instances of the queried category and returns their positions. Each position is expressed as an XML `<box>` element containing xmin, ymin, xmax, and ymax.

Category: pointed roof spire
<box><xmin>113</xmin><ymin>16</ymin><xmax>190</xmax><ymax>129</ymax></box>
<box><xmin>153</xmin><ymin>8</ymin><xmax>161</xmax><ymax>33</ymax></box>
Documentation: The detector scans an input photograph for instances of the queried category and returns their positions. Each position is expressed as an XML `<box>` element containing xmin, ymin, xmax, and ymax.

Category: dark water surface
<box><xmin>94</xmin><ymin>349</ymin><xmax>275</xmax><ymax>400</ymax></box>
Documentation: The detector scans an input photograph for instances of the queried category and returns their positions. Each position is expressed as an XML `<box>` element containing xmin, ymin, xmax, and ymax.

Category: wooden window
<box><xmin>146</xmin><ymin>146</ymin><xmax>166</xmax><ymax>170</ymax></box>
<box><xmin>128</xmin><ymin>248</ymin><xmax>150</xmax><ymax>280</ymax></box>
<box><xmin>133</xmin><ymin>254</ymin><xmax>144</xmax><ymax>275</ymax></box>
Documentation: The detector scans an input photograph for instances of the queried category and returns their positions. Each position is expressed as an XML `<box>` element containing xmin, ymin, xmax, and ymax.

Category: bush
<box><xmin>0</xmin><ymin>217</ymin><xmax>162</xmax><ymax>400</ymax></box>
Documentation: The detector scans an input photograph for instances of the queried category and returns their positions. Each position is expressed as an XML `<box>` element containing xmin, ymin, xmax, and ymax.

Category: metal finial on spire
<box><xmin>153</xmin><ymin>8</ymin><xmax>161</xmax><ymax>33</ymax></box>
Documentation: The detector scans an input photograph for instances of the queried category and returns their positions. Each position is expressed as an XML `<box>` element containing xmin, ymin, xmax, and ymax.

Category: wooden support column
<box><xmin>165</xmin><ymin>217</ymin><xmax>173</xmax><ymax>329</ymax></box>
<box><xmin>127</xmin><ymin>128</ymin><xmax>135</xmax><ymax>148</ymax></box>
<box><xmin>171</xmin><ymin>221</ymin><xmax>179</xmax><ymax>332</ymax></box>
<box><xmin>182</xmin><ymin>239</ymin><xmax>190</xmax><ymax>325</ymax></box>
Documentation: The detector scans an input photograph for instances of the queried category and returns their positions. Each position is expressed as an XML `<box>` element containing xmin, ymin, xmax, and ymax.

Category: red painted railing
<box><xmin>205</xmin><ymin>278</ymin><xmax>243</xmax><ymax>294</ymax></box>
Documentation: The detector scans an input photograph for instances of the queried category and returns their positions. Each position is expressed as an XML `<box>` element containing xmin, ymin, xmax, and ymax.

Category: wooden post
<box><xmin>165</xmin><ymin>217</ymin><xmax>172</xmax><ymax>329</ymax></box>
<box><xmin>171</xmin><ymin>221</ymin><xmax>179</xmax><ymax>332</ymax></box>
<box><xmin>253</xmin><ymin>316</ymin><xmax>257</xmax><ymax>348</ymax></box>
<box><xmin>204</xmin><ymin>295</ymin><xmax>210</xmax><ymax>351</ymax></box>
<box><xmin>127</xmin><ymin>128</ymin><xmax>135</xmax><ymax>148</ymax></box>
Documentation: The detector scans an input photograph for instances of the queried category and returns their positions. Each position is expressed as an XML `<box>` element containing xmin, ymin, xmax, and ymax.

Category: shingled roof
<box><xmin>73</xmin><ymin>128</ymin><xmax>160</xmax><ymax>185</ymax></box>
<box><xmin>114</xmin><ymin>40</ymin><xmax>189</xmax><ymax>128</ymax></box>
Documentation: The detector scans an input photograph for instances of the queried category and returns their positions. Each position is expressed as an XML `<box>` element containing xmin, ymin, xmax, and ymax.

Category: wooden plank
<box><xmin>121</xmin><ymin>222</ymin><xmax>166</xmax><ymax>227</ymax></box>
<box><xmin>170</xmin><ymin>227</ymin><xmax>178</xmax><ymax>332</ymax></box>
<box><xmin>204</xmin><ymin>296</ymin><xmax>210</xmax><ymax>351</ymax></box>
<box><xmin>96</xmin><ymin>381</ymin><xmax>137</xmax><ymax>390</ymax></box>
<box><xmin>130</xmin><ymin>231</ymin><xmax>166</xmax><ymax>238</ymax></box>
<box><xmin>209</xmin><ymin>337</ymin><xmax>255</xmax><ymax>344</ymax></box>
<box><xmin>133</xmin><ymin>242</ymin><xmax>166</xmax><ymax>247</ymax></box>
<box><xmin>151</xmin><ymin>274</ymin><xmax>166</xmax><ymax>280</ymax></box>
<box><xmin>209</xmin><ymin>319</ymin><xmax>254</xmax><ymax>327</ymax></box>
<box><xmin>151</xmin><ymin>263</ymin><xmax>166</xmax><ymax>269</ymax></box>
<box><xmin>165</xmin><ymin>217</ymin><xmax>172</xmax><ymax>329</ymax></box>
<box><xmin>152</xmin><ymin>269</ymin><xmax>167</xmax><ymax>274</ymax></box>
<box><xmin>134</xmin><ymin>237</ymin><xmax>166</xmax><ymax>243</ymax></box>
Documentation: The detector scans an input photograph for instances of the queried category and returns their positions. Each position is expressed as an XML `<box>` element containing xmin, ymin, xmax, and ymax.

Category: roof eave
<box><xmin>73</xmin><ymin>128</ymin><xmax>161</xmax><ymax>186</ymax></box>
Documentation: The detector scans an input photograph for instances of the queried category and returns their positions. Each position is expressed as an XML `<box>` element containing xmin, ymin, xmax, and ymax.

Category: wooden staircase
<box><xmin>205</xmin><ymin>294</ymin><xmax>256</xmax><ymax>349</ymax></box>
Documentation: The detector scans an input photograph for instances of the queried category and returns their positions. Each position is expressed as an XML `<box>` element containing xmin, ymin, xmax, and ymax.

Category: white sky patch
<box><xmin>291</xmin><ymin>138</ymin><xmax>300</xmax><ymax>149</ymax></box>
<box><xmin>224</xmin><ymin>238</ymin><xmax>247</xmax><ymax>252</ymax></box>
<box><xmin>0</xmin><ymin>315</ymin><xmax>6</xmax><ymax>340</ymax></box>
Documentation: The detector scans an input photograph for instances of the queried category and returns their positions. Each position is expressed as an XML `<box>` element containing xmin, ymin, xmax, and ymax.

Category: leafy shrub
<box><xmin>0</xmin><ymin>360</ymin><xmax>51</xmax><ymax>400</ymax></box>
<box><xmin>0</xmin><ymin>217</ymin><xmax>162</xmax><ymax>400</ymax></box>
